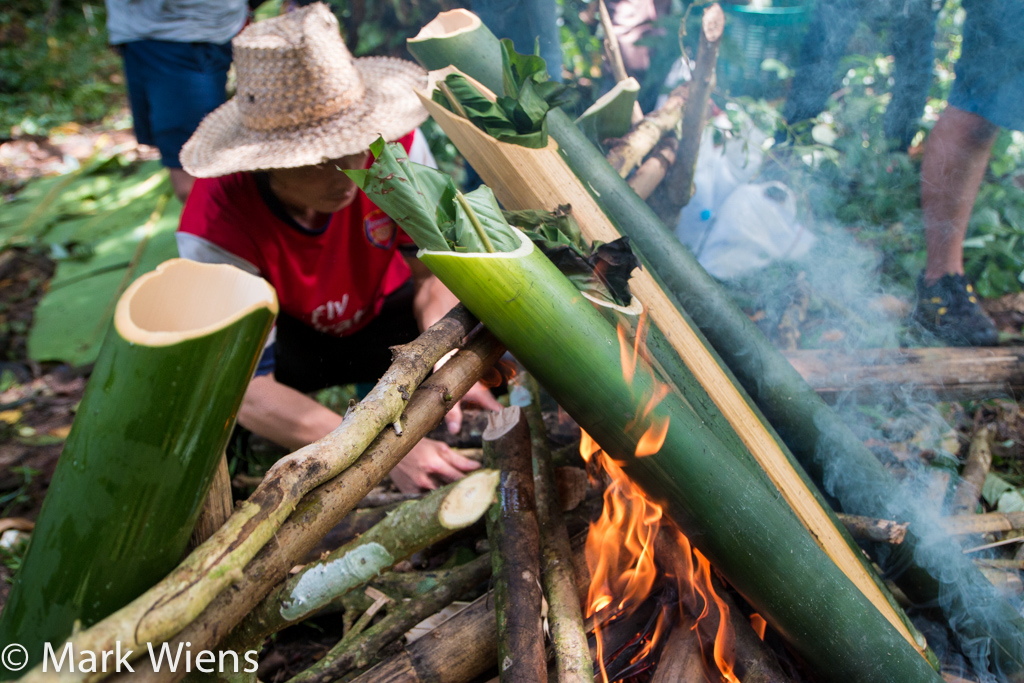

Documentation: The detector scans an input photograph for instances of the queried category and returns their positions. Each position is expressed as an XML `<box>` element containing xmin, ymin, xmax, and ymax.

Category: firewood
<box><xmin>554</xmin><ymin>467</ymin><xmax>588</xmax><ymax>513</ymax></box>
<box><xmin>943</xmin><ymin>511</ymin><xmax>1024</xmax><ymax>536</ymax></box>
<box><xmin>213</xmin><ymin>469</ymin><xmax>499</xmax><ymax>664</ymax></box>
<box><xmin>836</xmin><ymin>513</ymin><xmax>909</xmax><ymax>545</ymax></box>
<box><xmin>190</xmin><ymin>453</ymin><xmax>234</xmax><ymax>548</ymax></box>
<box><xmin>783</xmin><ymin>346</ymin><xmax>1024</xmax><ymax>403</ymax></box>
<box><xmin>484</xmin><ymin>406</ymin><xmax>547</xmax><ymax>683</ymax></box>
<box><xmin>117</xmin><ymin>328</ymin><xmax>505</xmax><ymax>683</ymax></box>
<box><xmin>526</xmin><ymin>378</ymin><xmax>593</xmax><ymax>683</ymax></box>
<box><xmin>606</xmin><ymin>86</ymin><xmax>687</xmax><ymax>178</ymax></box>
<box><xmin>286</xmin><ymin>555</ymin><xmax>493</xmax><ymax>683</ymax></box>
<box><xmin>775</xmin><ymin>273</ymin><xmax>809</xmax><ymax>352</ymax></box>
<box><xmin>649</xmin><ymin>616</ymin><xmax>703</xmax><ymax>683</ymax></box>
<box><xmin>628</xmin><ymin>135</ymin><xmax>679</xmax><ymax>201</ymax></box>
<box><xmin>654</xmin><ymin>3</ymin><xmax>724</xmax><ymax>221</ymax></box>
<box><xmin>951</xmin><ymin>424</ymin><xmax>995</xmax><ymax>515</ymax></box>
<box><xmin>356</xmin><ymin>489</ymin><xmax>421</xmax><ymax>509</ymax></box>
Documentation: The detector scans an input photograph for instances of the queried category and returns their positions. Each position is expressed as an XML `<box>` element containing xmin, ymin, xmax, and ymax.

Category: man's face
<box><xmin>268</xmin><ymin>151</ymin><xmax>371</xmax><ymax>214</ymax></box>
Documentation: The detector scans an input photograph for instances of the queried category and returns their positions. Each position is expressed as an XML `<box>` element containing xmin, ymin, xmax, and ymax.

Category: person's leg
<box><xmin>781</xmin><ymin>0</ymin><xmax>863</xmax><ymax>132</ymax></box>
<box><xmin>884</xmin><ymin>0</ymin><xmax>938</xmax><ymax>150</ymax></box>
<box><xmin>921</xmin><ymin>105</ymin><xmax>998</xmax><ymax>283</ymax></box>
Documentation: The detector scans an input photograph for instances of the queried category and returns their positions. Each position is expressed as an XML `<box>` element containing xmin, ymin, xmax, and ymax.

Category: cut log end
<box><xmin>439</xmin><ymin>468</ymin><xmax>500</xmax><ymax>528</ymax></box>
<box><xmin>703</xmin><ymin>4</ymin><xmax>725</xmax><ymax>43</ymax></box>
<box><xmin>483</xmin><ymin>405</ymin><xmax>523</xmax><ymax>441</ymax></box>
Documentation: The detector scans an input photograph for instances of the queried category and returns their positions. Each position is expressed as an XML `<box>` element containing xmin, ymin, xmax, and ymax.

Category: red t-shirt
<box><xmin>178</xmin><ymin>132</ymin><xmax>418</xmax><ymax>337</ymax></box>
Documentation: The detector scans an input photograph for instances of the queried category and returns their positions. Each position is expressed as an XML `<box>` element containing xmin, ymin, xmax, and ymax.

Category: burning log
<box><xmin>836</xmin><ymin>513</ymin><xmax>909</xmax><ymax>545</ymax></box>
<box><xmin>0</xmin><ymin>260</ymin><xmax>277</xmax><ymax>677</ymax></box>
<box><xmin>951</xmin><ymin>424</ymin><xmax>995</xmax><ymax>515</ymax></box>
<box><xmin>649</xmin><ymin>617</ymin><xmax>704</xmax><ymax>683</ymax></box>
<box><xmin>353</xmin><ymin>143</ymin><xmax>939</xmax><ymax>682</ymax></box>
<box><xmin>525</xmin><ymin>377</ymin><xmax>594</xmax><ymax>683</ymax></box>
<box><xmin>402</xmin><ymin>12</ymin><xmax>1024</xmax><ymax>676</ymax></box>
<box><xmin>286</xmin><ymin>555</ymin><xmax>493</xmax><ymax>683</ymax></box>
<box><xmin>207</xmin><ymin>469</ymin><xmax>500</xmax><ymax>668</ymax></box>
<box><xmin>483</xmin><ymin>407</ymin><xmax>547</xmax><ymax>683</ymax></box>
<box><xmin>653</xmin><ymin>3</ymin><xmax>724</xmax><ymax>221</ymax></box>
<box><xmin>111</xmin><ymin>326</ymin><xmax>505</xmax><ymax>683</ymax></box>
<box><xmin>783</xmin><ymin>346</ymin><xmax>1024</xmax><ymax>402</ymax></box>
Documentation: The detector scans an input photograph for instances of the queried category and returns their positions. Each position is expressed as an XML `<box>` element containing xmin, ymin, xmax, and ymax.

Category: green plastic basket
<box><xmin>717</xmin><ymin>3</ymin><xmax>810</xmax><ymax>98</ymax></box>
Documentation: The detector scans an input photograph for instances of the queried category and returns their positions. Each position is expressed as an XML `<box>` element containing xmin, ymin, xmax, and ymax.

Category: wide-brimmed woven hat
<box><xmin>180</xmin><ymin>3</ymin><xmax>428</xmax><ymax>177</ymax></box>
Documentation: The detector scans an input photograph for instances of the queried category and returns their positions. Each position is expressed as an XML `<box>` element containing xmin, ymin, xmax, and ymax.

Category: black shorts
<box><xmin>263</xmin><ymin>282</ymin><xmax>421</xmax><ymax>394</ymax></box>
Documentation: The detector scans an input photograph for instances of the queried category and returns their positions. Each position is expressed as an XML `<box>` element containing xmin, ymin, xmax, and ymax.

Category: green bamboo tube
<box><xmin>0</xmin><ymin>259</ymin><xmax>276</xmax><ymax>678</ymax></box>
<box><xmin>418</xmin><ymin>231</ymin><xmax>942</xmax><ymax>683</ymax></box>
<box><xmin>408</xmin><ymin>10</ymin><xmax>504</xmax><ymax>102</ymax></box>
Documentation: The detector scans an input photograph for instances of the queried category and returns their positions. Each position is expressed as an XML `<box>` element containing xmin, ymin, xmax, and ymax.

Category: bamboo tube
<box><xmin>210</xmin><ymin>470</ymin><xmax>499</xmax><ymax>667</ymax></box>
<box><xmin>405</xmin><ymin>14</ymin><xmax>1024</xmax><ymax>674</ymax></box>
<box><xmin>575</xmin><ymin>77</ymin><xmax>641</xmax><ymax>145</ymax></box>
<box><xmin>0</xmin><ymin>259</ymin><xmax>276</xmax><ymax>679</ymax></box>
<box><xmin>287</xmin><ymin>555</ymin><xmax>493</xmax><ymax>683</ymax></box>
<box><xmin>411</xmin><ymin>81</ymin><xmax>928</xmax><ymax>663</ymax></box>
<box><xmin>525</xmin><ymin>378</ymin><xmax>593</xmax><ymax>683</ymax></box>
<box><xmin>57</xmin><ymin>314</ymin><xmax>500</xmax><ymax>683</ymax></box>
<box><xmin>413</xmin><ymin>231</ymin><xmax>941</xmax><ymax>683</ymax></box>
<box><xmin>484</xmin><ymin>407</ymin><xmax>547</xmax><ymax>683</ymax></box>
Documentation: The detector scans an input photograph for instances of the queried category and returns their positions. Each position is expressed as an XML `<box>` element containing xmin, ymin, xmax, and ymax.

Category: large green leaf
<box><xmin>348</xmin><ymin>138</ymin><xmax>520</xmax><ymax>253</ymax></box>
<box><xmin>27</xmin><ymin>195</ymin><xmax>182</xmax><ymax>366</ymax></box>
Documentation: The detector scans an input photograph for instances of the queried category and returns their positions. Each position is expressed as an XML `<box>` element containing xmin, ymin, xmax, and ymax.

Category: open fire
<box><xmin>578</xmin><ymin>317</ymin><xmax>752</xmax><ymax>682</ymax></box>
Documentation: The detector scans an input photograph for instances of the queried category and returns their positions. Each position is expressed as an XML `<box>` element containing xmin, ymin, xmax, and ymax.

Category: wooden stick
<box><xmin>117</xmin><ymin>328</ymin><xmax>505</xmax><ymax>683</ymax></box>
<box><xmin>836</xmin><ymin>513</ymin><xmax>909</xmax><ymax>545</ymax></box>
<box><xmin>215</xmin><ymin>470</ymin><xmax>499</xmax><ymax>661</ymax></box>
<box><xmin>606</xmin><ymin>85</ymin><xmax>687</xmax><ymax>178</ymax></box>
<box><xmin>597</xmin><ymin>0</ymin><xmax>643</xmax><ymax>124</ymax></box>
<box><xmin>484</xmin><ymin>406</ymin><xmax>547</xmax><ymax>683</ymax></box>
<box><xmin>526</xmin><ymin>377</ymin><xmax>593</xmax><ymax>683</ymax></box>
<box><xmin>658</xmin><ymin>3</ymin><xmax>724</xmax><ymax>219</ymax></box>
<box><xmin>951</xmin><ymin>423</ymin><xmax>995</xmax><ymax>515</ymax></box>
<box><xmin>650</xmin><ymin>615</ymin><xmax>704</xmax><ymax>683</ymax></box>
<box><xmin>190</xmin><ymin>452</ymin><xmax>234</xmax><ymax>548</ymax></box>
<box><xmin>944</xmin><ymin>511</ymin><xmax>1024</xmax><ymax>536</ymax></box>
<box><xmin>286</xmin><ymin>555</ymin><xmax>493</xmax><ymax>683</ymax></box>
<box><xmin>782</xmin><ymin>346</ymin><xmax>1024</xmax><ymax>403</ymax></box>
<box><xmin>628</xmin><ymin>135</ymin><xmax>679</xmax><ymax>200</ymax></box>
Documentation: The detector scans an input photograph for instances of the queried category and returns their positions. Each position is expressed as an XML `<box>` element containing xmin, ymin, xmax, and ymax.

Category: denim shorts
<box><xmin>120</xmin><ymin>40</ymin><xmax>233</xmax><ymax>168</ymax></box>
<box><xmin>948</xmin><ymin>0</ymin><xmax>1024</xmax><ymax>132</ymax></box>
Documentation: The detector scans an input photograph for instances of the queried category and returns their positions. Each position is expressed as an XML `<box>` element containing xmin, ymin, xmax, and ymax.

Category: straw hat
<box><xmin>180</xmin><ymin>3</ymin><xmax>428</xmax><ymax>178</ymax></box>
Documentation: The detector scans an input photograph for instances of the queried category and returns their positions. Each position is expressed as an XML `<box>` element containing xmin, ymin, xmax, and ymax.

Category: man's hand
<box><xmin>445</xmin><ymin>381</ymin><xmax>503</xmax><ymax>434</ymax></box>
<box><xmin>391</xmin><ymin>438</ymin><xmax>481</xmax><ymax>492</ymax></box>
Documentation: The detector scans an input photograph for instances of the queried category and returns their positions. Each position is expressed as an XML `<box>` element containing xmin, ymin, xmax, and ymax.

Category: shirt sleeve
<box><xmin>178</xmin><ymin>176</ymin><xmax>265</xmax><ymax>272</ymax></box>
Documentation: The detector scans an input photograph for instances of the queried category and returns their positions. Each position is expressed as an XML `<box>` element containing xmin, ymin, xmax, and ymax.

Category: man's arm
<box><xmin>238</xmin><ymin>373</ymin><xmax>342</xmax><ymax>450</ymax></box>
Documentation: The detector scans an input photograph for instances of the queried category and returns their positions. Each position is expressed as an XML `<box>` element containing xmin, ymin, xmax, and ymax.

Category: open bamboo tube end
<box><xmin>438</xmin><ymin>468</ymin><xmax>500</xmax><ymax>528</ymax></box>
<box><xmin>115</xmin><ymin>258</ymin><xmax>278</xmax><ymax>347</ymax></box>
<box><xmin>410</xmin><ymin>9</ymin><xmax>481</xmax><ymax>42</ymax></box>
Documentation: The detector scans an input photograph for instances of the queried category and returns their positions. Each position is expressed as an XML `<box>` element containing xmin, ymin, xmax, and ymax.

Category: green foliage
<box><xmin>432</xmin><ymin>40</ymin><xmax>571</xmax><ymax>149</ymax></box>
<box><xmin>0</xmin><ymin>1</ymin><xmax>124</xmax><ymax>137</ymax></box>
<box><xmin>349</xmin><ymin>138</ymin><xmax>521</xmax><ymax>253</ymax></box>
<box><xmin>0</xmin><ymin>466</ymin><xmax>40</xmax><ymax>518</ymax></box>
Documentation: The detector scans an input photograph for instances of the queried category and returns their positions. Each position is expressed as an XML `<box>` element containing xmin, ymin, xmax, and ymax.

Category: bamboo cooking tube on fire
<box><xmin>0</xmin><ymin>259</ymin><xmax>277</xmax><ymax>678</ymax></box>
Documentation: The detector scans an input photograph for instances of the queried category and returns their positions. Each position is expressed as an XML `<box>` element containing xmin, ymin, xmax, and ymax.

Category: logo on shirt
<box><xmin>364</xmin><ymin>209</ymin><xmax>397</xmax><ymax>250</ymax></box>
<box><xmin>310</xmin><ymin>294</ymin><xmax>368</xmax><ymax>335</ymax></box>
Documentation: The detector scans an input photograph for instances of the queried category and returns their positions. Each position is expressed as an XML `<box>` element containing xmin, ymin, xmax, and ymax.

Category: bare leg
<box><xmin>921</xmin><ymin>105</ymin><xmax>998</xmax><ymax>284</ymax></box>
<box><xmin>169</xmin><ymin>168</ymin><xmax>196</xmax><ymax>204</ymax></box>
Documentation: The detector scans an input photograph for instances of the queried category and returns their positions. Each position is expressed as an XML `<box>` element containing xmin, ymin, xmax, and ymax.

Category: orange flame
<box><xmin>579</xmin><ymin>318</ymin><xmax>741</xmax><ymax>682</ymax></box>
<box><xmin>750</xmin><ymin>613</ymin><xmax>767</xmax><ymax>641</ymax></box>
